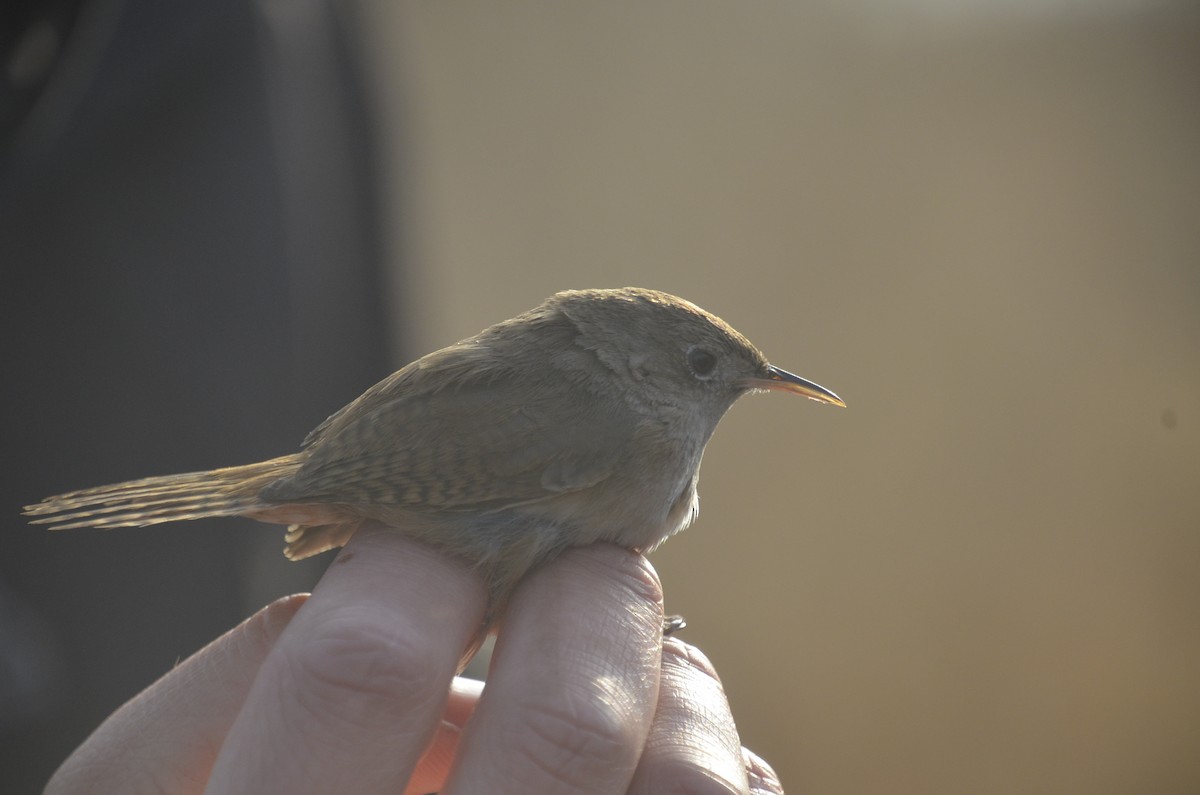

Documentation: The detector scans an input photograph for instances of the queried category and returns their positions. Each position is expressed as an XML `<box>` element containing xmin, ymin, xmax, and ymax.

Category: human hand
<box><xmin>45</xmin><ymin>524</ymin><xmax>784</xmax><ymax>794</ymax></box>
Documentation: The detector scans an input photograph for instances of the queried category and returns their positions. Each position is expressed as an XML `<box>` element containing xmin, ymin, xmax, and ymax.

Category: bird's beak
<box><xmin>746</xmin><ymin>365</ymin><xmax>846</xmax><ymax>407</ymax></box>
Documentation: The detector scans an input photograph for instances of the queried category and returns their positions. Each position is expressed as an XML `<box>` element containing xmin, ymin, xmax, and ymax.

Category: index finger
<box><xmin>442</xmin><ymin>544</ymin><xmax>665</xmax><ymax>794</ymax></box>
<box><xmin>205</xmin><ymin>523</ymin><xmax>486</xmax><ymax>794</ymax></box>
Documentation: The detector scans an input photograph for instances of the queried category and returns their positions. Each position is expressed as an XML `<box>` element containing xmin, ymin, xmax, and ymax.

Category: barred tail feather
<box><xmin>23</xmin><ymin>455</ymin><xmax>304</xmax><ymax>531</ymax></box>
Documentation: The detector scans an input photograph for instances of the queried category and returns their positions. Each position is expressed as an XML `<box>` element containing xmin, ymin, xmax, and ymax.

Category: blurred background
<box><xmin>2</xmin><ymin>0</ymin><xmax>1198</xmax><ymax>792</ymax></box>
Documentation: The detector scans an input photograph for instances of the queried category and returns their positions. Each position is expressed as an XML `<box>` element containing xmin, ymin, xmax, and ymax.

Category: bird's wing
<box><xmin>263</xmin><ymin>369</ymin><xmax>633</xmax><ymax>512</ymax></box>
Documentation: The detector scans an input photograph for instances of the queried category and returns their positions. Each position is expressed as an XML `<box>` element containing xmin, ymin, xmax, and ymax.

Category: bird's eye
<box><xmin>687</xmin><ymin>347</ymin><xmax>717</xmax><ymax>378</ymax></box>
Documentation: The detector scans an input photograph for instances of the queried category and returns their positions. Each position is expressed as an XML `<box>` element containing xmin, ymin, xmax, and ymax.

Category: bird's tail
<box><xmin>22</xmin><ymin>455</ymin><xmax>304</xmax><ymax>531</ymax></box>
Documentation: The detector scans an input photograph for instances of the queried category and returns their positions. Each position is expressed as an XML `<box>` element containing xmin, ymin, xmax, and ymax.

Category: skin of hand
<box><xmin>43</xmin><ymin>524</ymin><xmax>784</xmax><ymax>795</ymax></box>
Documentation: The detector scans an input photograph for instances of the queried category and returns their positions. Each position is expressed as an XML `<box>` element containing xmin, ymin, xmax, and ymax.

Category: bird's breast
<box><xmin>533</xmin><ymin>418</ymin><xmax>706</xmax><ymax>551</ymax></box>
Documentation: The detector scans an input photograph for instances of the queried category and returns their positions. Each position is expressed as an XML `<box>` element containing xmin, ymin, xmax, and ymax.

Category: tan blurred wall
<box><xmin>357</xmin><ymin>2</ymin><xmax>1200</xmax><ymax>792</ymax></box>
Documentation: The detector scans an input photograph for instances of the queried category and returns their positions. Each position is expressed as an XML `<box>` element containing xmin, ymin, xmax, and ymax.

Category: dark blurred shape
<box><xmin>0</xmin><ymin>0</ymin><xmax>397</xmax><ymax>789</ymax></box>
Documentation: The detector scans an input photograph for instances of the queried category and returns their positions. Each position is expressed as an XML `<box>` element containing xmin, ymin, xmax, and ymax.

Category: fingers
<box><xmin>626</xmin><ymin>640</ymin><xmax>753</xmax><ymax>795</ymax></box>
<box><xmin>403</xmin><ymin>676</ymin><xmax>482</xmax><ymax>795</ymax></box>
<box><xmin>205</xmin><ymin>523</ymin><xmax>486</xmax><ymax>795</ymax></box>
<box><xmin>45</xmin><ymin>593</ymin><xmax>307</xmax><ymax>795</ymax></box>
<box><xmin>46</xmin><ymin>532</ymin><xmax>780</xmax><ymax>795</ymax></box>
<box><xmin>442</xmin><ymin>544</ymin><xmax>665</xmax><ymax>794</ymax></box>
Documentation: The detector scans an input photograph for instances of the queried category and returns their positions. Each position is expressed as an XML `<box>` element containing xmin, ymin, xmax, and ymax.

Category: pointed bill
<box><xmin>746</xmin><ymin>365</ymin><xmax>846</xmax><ymax>407</ymax></box>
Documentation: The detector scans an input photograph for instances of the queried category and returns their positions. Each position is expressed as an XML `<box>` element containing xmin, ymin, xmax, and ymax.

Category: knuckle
<box><xmin>512</xmin><ymin>692</ymin><xmax>638</xmax><ymax>788</ymax></box>
<box><xmin>284</xmin><ymin>610</ymin><xmax>445</xmax><ymax>718</ymax></box>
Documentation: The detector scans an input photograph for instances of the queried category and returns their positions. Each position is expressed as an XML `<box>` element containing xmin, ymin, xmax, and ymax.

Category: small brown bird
<box><xmin>25</xmin><ymin>288</ymin><xmax>843</xmax><ymax>621</ymax></box>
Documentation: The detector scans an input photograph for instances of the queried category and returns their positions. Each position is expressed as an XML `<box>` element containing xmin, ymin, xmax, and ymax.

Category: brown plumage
<box><xmin>24</xmin><ymin>288</ymin><xmax>844</xmax><ymax>619</ymax></box>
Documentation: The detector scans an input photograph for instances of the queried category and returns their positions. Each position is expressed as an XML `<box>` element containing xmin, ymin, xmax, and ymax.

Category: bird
<box><xmin>24</xmin><ymin>287</ymin><xmax>844</xmax><ymax>624</ymax></box>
